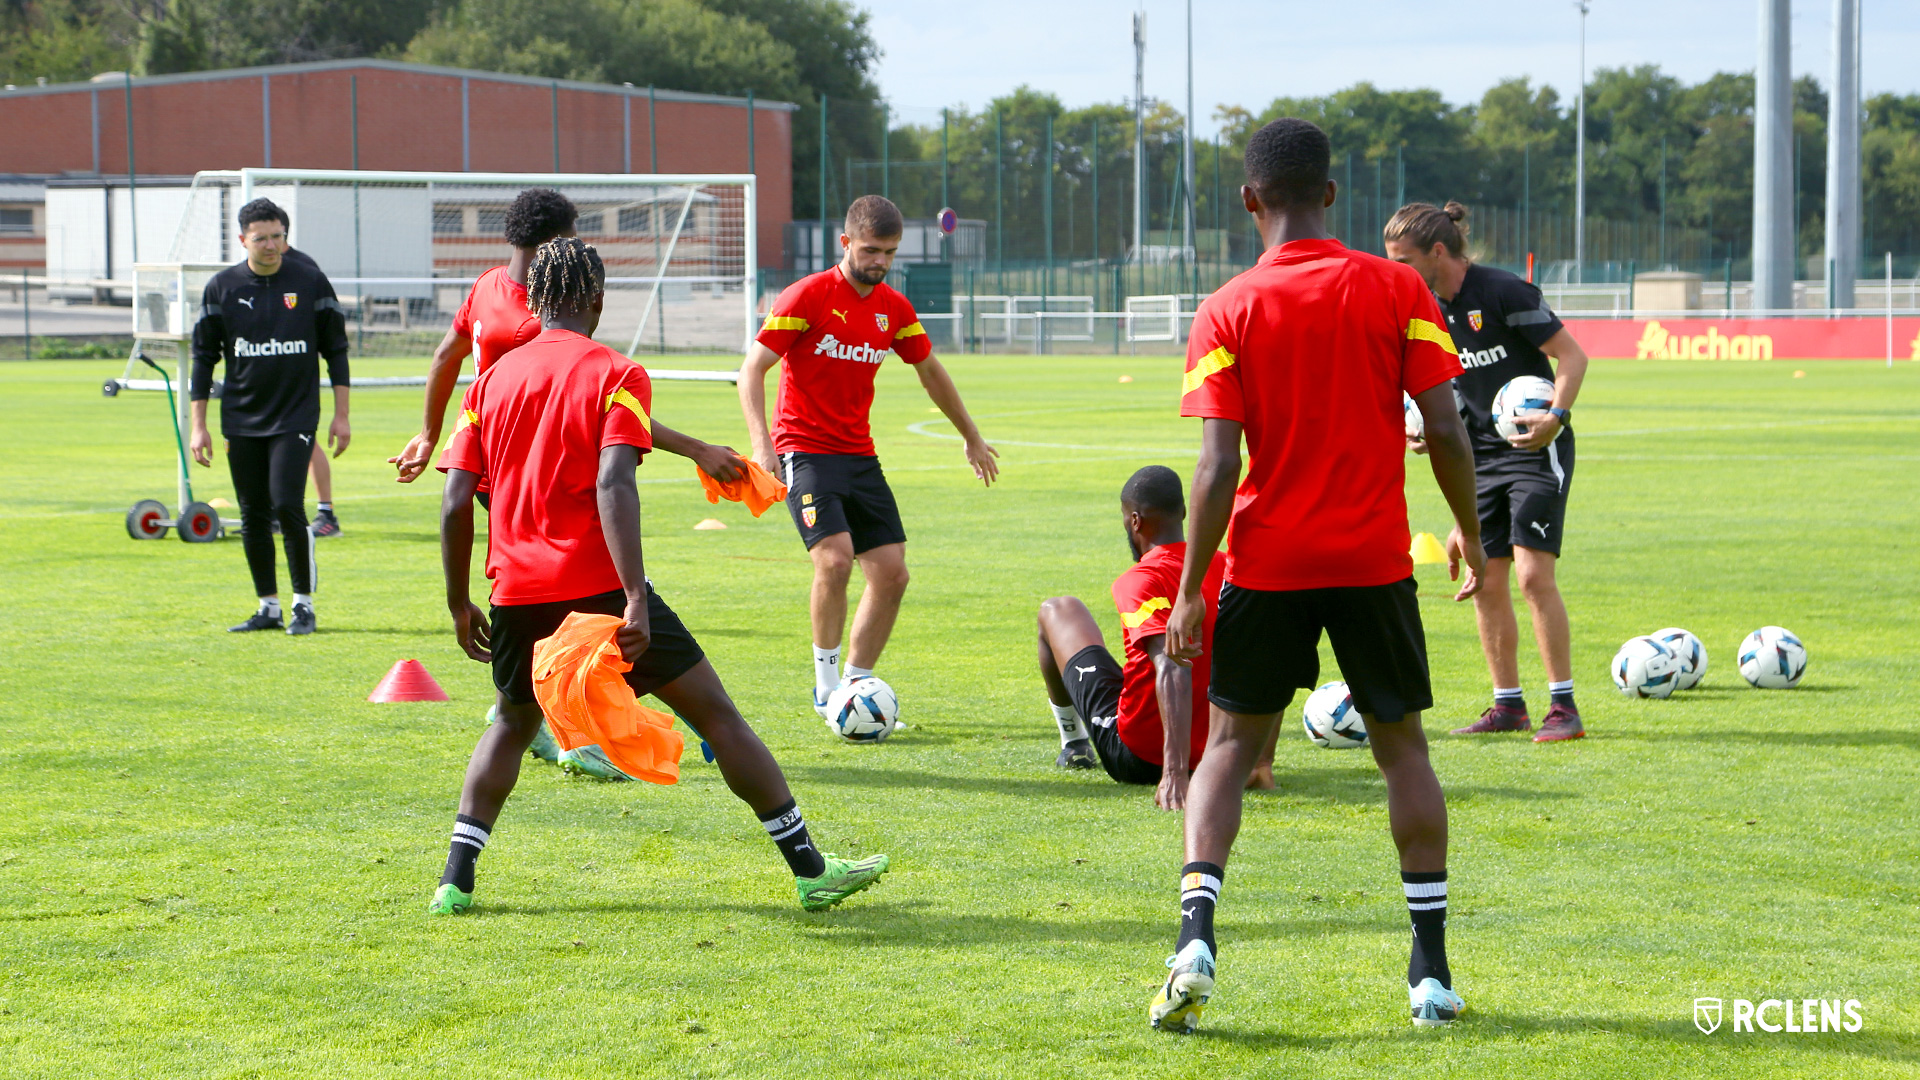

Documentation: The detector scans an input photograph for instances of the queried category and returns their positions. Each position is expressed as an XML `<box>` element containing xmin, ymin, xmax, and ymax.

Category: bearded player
<box><xmin>740</xmin><ymin>195</ymin><xmax>999</xmax><ymax>722</ymax></box>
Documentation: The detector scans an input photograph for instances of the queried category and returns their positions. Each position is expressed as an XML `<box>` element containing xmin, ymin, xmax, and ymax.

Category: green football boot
<box><xmin>427</xmin><ymin>883</ymin><xmax>472</xmax><ymax>915</ymax></box>
<box><xmin>796</xmin><ymin>853</ymin><xmax>891</xmax><ymax>911</ymax></box>
<box><xmin>1149</xmin><ymin>939</ymin><xmax>1216</xmax><ymax>1033</ymax></box>
<box><xmin>557</xmin><ymin>744</ymin><xmax>634</xmax><ymax>781</ymax></box>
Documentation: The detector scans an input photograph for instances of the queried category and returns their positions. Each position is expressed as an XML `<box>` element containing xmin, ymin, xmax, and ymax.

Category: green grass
<box><xmin>1</xmin><ymin>355</ymin><xmax>1917</xmax><ymax>1078</ymax></box>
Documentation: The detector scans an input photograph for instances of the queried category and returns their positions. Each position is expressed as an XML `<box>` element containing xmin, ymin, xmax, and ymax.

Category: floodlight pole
<box><xmin>1182</xmin><ymin>0</ymin><xmax>1195</xmax><ymax>262</ymax></box>
<box><xmin>1825</xmin><ymin>0</ymin><xmax>1861</xmax><ymax>309</ymax></box>
<box><xmin>1574</xmin><ymin>1</ymin><xmax>1588</xmax><ymax>284</ymax></box>
<box><xmin>1754</xmin><ymin>0</ymin><xmax>1794</xmax><ymax>311</ymax></box>
<box><xmin>1132</xmin><ymin>8</ymin><xmax>1146</xmax><ymax>263</ymax></box>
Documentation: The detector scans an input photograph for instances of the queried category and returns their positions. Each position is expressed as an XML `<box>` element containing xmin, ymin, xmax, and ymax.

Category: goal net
<box><xmin>157</xmin><ymin>168</ymin><xmax>757</xmax><ymax>358</ymax></box>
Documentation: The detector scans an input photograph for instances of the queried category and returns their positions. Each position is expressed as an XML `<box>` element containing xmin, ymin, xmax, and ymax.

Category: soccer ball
<box><xmin>824</xmin><ymin>676</ymin><xmax>900</xmax><ymax>742</ymax></box>
<box><xmin>1650</xmin><ymin>627</ymin><xmax>1708</xmax><ymax>690</ymax></box>
<box><xmin>1403</xmin><ymin>392</ymin><xmax>1425</xmax><ymax>439</ymax></box>
<box><xmin>1491</xmin><ymin>375</ymin><xmax>1558</xmax><ymax>440</ymax></box>
<box><xmin>1612</xmin><ymin>635</ymin><xmax>1683</xmax><ymax>699</ymax></box>
<box><xmin>1301</xmin><ymin>681</ymin><xmax>1368</xmax><ymax>749</ymax></box>
<box><xmin>1738</xmin><ymin>626</ymin><xmax>1807</xmax><ymax>689</ymax></box>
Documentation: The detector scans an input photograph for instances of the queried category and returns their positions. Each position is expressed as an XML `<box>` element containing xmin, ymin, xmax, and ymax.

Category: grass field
<box><xmin>1</xmin><ymin>354</ymin><xmax>1916</xmax><ymax>1078</ymax></box>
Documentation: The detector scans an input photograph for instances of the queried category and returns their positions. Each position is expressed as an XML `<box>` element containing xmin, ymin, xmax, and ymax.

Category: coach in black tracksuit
<box><xmin>188</xmin><ymin>198</ymin><xmax>351</xmax><ymax>636</ymax></box>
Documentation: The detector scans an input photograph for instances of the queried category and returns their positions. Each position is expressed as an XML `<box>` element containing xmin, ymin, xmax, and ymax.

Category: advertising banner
<box><xmin>1561</xmin><ymin>316</ymin><xmax>1920</xmax><ymax>361</ymax></box>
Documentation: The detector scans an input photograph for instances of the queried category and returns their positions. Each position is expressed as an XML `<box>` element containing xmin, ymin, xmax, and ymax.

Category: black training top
<box><xmin>190</xmin><ymin>250</ymin><xmax>350</xmax><ymax>438</ymax></box>
<box><xmin>1435</xmin><ymin>263</ymin><xmax>1566</xmax><ymax>457</ymax></box>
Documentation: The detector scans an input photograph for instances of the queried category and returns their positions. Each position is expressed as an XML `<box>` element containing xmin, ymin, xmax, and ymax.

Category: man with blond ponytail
<box><xmin>1384</xmin><ymin>202</ymin><xmax>1592</xmax><ymax>743</ymax></box>
<box><xmin>428</xmin><ymin>236</ymin><xmax>891</xmax><ymax>916</ymax></box>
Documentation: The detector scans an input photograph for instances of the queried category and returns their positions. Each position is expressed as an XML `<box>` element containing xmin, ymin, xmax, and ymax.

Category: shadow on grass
<box><xmin>1607</xmin><ymin>729</ymin><xmax>1920</xmax><ymax>749</ymax></box>
<box><xmin>1260</xmin><ymin>767</ymin><xmax>1574</xmax><ymax>805</ymax></box>
<box><xmin>783</xmin><ymin>764</ymin><xmax>1138</xmax><ymax>799</ymax></box>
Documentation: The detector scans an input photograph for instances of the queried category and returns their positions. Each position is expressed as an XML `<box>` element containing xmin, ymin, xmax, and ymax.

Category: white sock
<box><xmin>845</xmin><ymin>663</ymin><xmax>873</xmax><ymax>681</ymax></box>
<box><xmin>1052</xmin><ymin>702</ymin><xmax>1089</xmax><ymax>746</ymax></box>
<box><xmin>258</xmin><ymin>597</ymin><xmax>281</xmax><ymax>617</ymax></box>
<box><xmin>812</xmin><ymin>644</ymin><xmax>840</xmax><ymax>694</ymax></box>
<box><xmin>317</xmin><ymin>502</ymin><xmax>332</xmax><ymax>512</ymax></box>
<box><xmin>1548</xmin><ymin>679</ymin><xmax>1574</xmax><ymax>695</ymax></box>
<box><xmin>292</xmin><ymin>593</ymin><xmax>313</xmax><ymax>611</ymax></box>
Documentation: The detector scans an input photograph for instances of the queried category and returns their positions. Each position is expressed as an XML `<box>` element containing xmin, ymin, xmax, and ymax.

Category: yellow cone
<box><xmin>1118</xmin><ymin>375</ymin><xmax>1134</xmax><ymax>383</ymax></box>
<box><xmin>1410</xmin><ymin>532</ymin><xmax>1448</xmax><ymax>565</ymax></box>
<box><xmin>209</xmin><ymin>497</ymin><xmax>234</xmax><ymax>509</ymax></box>
<box><xmin>693</xmin><ymin>518</ymin><xmax>727</xmax><ymax>531</ymax></box>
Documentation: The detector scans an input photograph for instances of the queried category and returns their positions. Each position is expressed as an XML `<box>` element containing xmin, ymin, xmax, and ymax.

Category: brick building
<box><xmin>0</xmin><ymin>58</ymin><xmax>795</xmax><ymax>269</ymax></box>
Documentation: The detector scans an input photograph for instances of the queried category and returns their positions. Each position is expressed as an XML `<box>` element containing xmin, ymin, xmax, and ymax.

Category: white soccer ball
<box><xmin>1491</xmin><ymin>375</ymin><xmax>1558</xmax><ymax>441</ymax></box>
<box><xmin>1301</xmin><ymin>681</ymin><xmax>1368</xmax><ymax>749</ymax></box>
<box><xmin>1650</xmin><ymin>627</ymin><xmax>1708</xmax><ymax>690</ymax></box>
<box><xmin>824</xmin><ymin>676</ymin><xmax>900</xmax><ymax>742</ymax></box>
<box><xmin>1612</xmin><ymin>635</ymin><xmax>1683</xmax><ymax>699</ymax></box>
<box><xmin>1738</xmin><ymin>626</ymin><xmax>1807</xmax><ymax>689</ymax></box>
<box><xmin>1403</xmin><ymin>392</ymin><xmax>1424</xmax><ymax>439</ymax></box>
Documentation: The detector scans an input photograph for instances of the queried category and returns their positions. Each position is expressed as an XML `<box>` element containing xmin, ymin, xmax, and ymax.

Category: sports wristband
<box><xmin>1548</xmin><ymin>406</ymin><xmax>1570</xmax><ymax>424</ymax></box>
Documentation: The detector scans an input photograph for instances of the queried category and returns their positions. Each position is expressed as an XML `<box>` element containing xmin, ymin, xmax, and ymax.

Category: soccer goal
<box><xmin>153</xmin><ymin>168</ymin><xmax>759</xmax><ymax>358</ymax></box>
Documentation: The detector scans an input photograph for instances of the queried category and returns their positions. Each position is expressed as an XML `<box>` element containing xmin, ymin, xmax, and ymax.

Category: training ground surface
<box><xmin>1</xmin><ymin>356</ymin><xmax>1916</xmax><ymax>1078</ymax></box>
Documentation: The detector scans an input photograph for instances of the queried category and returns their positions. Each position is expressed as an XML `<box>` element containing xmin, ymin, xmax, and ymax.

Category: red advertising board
<box><xmin>1561</xmin><ymin>316</ymin><xmax>1920</xmax><ymax>361</ymax></box>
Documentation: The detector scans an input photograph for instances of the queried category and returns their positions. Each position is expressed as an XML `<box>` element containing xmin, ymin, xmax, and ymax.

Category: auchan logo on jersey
<box><xmin>233</xmin><ymin>336</ymin><xmax>311</xmax><ymax>357</ymax></box>
<box><xmin>1636</xmin><ymin>320</ymin><xmax>1772</xmax><ymax>360</ymax></box>
<box><xmin>813</xmin><ymin>333</ymin><xmax>887</xmax><ymax>365</ymax></box>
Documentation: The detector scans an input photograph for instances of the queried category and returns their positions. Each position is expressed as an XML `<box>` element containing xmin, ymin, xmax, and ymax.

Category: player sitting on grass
<box><xmin>430</xmin><ymin>236</ymin><xmax>889</xmax><ymax>916</ymax></box>
<box><xmin>1151</xmin><ymin>118</ymin><xmax>1486</xmax><ymax>1034</ymax></box>
<box><xmin>394</xmin><ymin>187</ymin><xmax>746</xmax><ymax>776</ymax></box>
<box><xmin>1036</xmin><ymin>465</ymin><xmax>1270</xmax><ymax>805</ymax></box>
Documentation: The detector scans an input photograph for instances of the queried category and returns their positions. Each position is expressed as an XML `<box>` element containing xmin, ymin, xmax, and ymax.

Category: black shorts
<box><xmin>1209</xmin><ymin>577</ymin><xmax>1432</xmax><ymax>721</ymax></box>
<box><xmin>1064</xmin><ymin>645</ymin><xmax>1161</xmax><ymax>786</ymax></box>
<box><xmin>782</xmin><ymin>452</ymin><xmax>907</xmax><ymax>554</ymax></box>
<box><xmin>489</xmin><ymin>586</ymin><xmax>705</xmax><ymax>705</ymax></box>
<box><xmin>1476</xmin><ymin>429</ymin><xmax>1574</xmax><ymax>559</ymax></box>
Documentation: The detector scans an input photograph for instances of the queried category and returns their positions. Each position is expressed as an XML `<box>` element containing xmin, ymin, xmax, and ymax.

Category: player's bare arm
<box><xmin>392</xmin><ymin>324</ymin><xmax>472</xmax><ymax>481</ymax></box>
<box><xmin>737</xmin><ymin>341</ymin><xmax>783</xmax><ymax>477</ymax></box>
<box><xmin>1148</xmin><ymin>635</ymin><xmax>1193</xmax><ymax>811</ymax></box>
<box><xmin>1169</xmin><ymin>418</ymin><xmax>1241</xmax><ymax>662</ymax></box>
<box><xmin>650</xmin><ymin>421</ymin><xmax>745</xmax><ymax>483</ymax></box>
<box><xmin>1505</xmin><ymin>329</ymin><xmax>1590</xmax><ymax>451</ymax></box>
<box><xmin>440</xmin><ymin>466</ymin><xmax>490</xmax><ymax>662</ymax></box>
<box><xmin>1415</xmin><ymin>383</ymin><xmax>1487</xmax><ymax>600</ymax></box>
<box><xmin>188</xmin><ymin>399</ymin><xmax>214</xmax><ymax>466</ymax></box>
<box><xmin>597</xmin><ymin>443</ymin><xmax>652</xmax><ymax>662</ymax></box>
<box><xmin>913</xmin><ymin>355</ymin><xmax>1000</xmax><ymax>486</ymax></box>
<box><xmin>328</xmin><ymin>385</ymin><xmax>351</xmax><ymax>459</ymax></box>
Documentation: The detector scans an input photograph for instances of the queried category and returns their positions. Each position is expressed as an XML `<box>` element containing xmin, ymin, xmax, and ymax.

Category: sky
<box><xmin>859</xmin><ymin>0</ymin><xmax>1920</xmax><ymax>134</ymax></box>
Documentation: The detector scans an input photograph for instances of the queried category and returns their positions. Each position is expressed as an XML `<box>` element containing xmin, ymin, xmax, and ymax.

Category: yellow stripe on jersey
<box><xmin>1181</xmin><ymin>346</ymin><xmax>1236</xmax><ymax>396</ymax></box>
<box><xmin>893</xmin><ymin>321</ymin><xmax>927</xmax><ymax>339</ymax></box>
<box><xmin>605</xmin><ymin>386</ymin><xmax>653</xmax><ymax>434</ymax></box>
<box><xmin>1119</xmin><ymin>595</ymin><xmax>1172</xmax><ymax>629</ymax></box>
<box><xmin>761</xmin><ymin>315</ymin><xmax>809</xmax><ymax>333</ymax></box>
<box><xmin>454</xmin><ymin>408</ymin><xmax>478</xmax><ymax>434</ymax></box>
<box><xmin>1405</xmin><ymin>317</ymin><xmax>1458</xmax><ymax>355</ymax></box>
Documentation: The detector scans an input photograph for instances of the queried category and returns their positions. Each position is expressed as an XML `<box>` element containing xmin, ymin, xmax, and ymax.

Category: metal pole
<box><xmin>20</xmin><ymin>267</ymin><xmax>29</xmax><ymax>361</ymax></box>
<box><xmin>995</xmin><ymin>108</ymin><xmax>1003</xmax><ymax>275</ymax></box>
<box><xmin>1825</xmin><ymin>0</ymin><xmax>1861</xmax><ymax>308</ymax></box>
<box><xmin>941</xmin><ymin>109</ymin><xmax>950</xmax><ymax>263</ymax></box>
<box><xmin>881</xmin><ymin>103</ymin><xmax>889</xmax><ymax>199</ymax></box>
<box><xmin>1754</xmin><ymin>0</ymin><xmax>1793</xmax><ymax>310</ymax></box>
<box><xmin>1345</xmin><ymin>151</ymin><xmax>1353</xmax><ymax>243</ymax></box>
<box><xmin>1574</xmin><ymin>1</ymin><xmax>1588</xmax><ymax>283</ymax></box>
<box><xmin>464</xmin><ymin>77</ymin><xmax>472</xmax><ymax>171</ymax></box>
<box><xmin>1659</xmin><ymin>137</ymin><xmax>1667</xmax><ymax>265</ymax></box>
<box><xmin>1093</xmin><ymin>117</ymin><xmax>1101</xmax><ymax>264</ymax></box>
<box><xmin>1182</xmin><ymin>0</ymin><xmax>1195</xmax><ymax>259</ymax></box>
<box><xmin>649</xmin><ymin>86</ymin><xmax>658</xmax><ymax>171</ymax></box>
<box><xmin>124</xmin><ymin>72</ymin><xmax>137</xmax><ymax>264</ymax></box>
<box><xmin>351</xmin><ymin>75</ymin><xmax>362</xmax><ymax>353</ymax></box>
<box><xmin>819</xmin><ymin>95</ymin><xmax>829</xmax><ymax>274</ymax></box>
<box><xmin>1888</xmin><ymin>251</ymin><xmax>1895</xmax><ymax>368</ymax></box>
<box><xmin>1395</xmin><ymin>143</ymin><xmax>1404</xmax><ymax>207</ymax></box>
<box><xmin>746</xmin><ymin>89</ymin><xmax>755</xmax><ymax>177</ymax></box>
<box><xmin>1045</xmin><ymin>113</ymin><xmax>1054</xmax><ymax>302</ymax></box>
<box><xmin>1132</xmin><ymin>9</ymin><xmax>1146</xmax><ymax>262</ymax></box>
<box><xmin>1523</xmin><ymin>142</ymin><xmax>1531</xmax><ymax>259</ymax></box>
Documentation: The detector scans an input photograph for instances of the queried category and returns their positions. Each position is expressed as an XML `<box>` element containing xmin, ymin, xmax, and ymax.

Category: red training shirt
<box><xmin>1181</xmin><ymin>238</ymin><xmax>1463</xmax><ymax>591</ymax></box>
<box><xmin>755</xmin><ymin>268</ymin><xmax>932</xmax><ymax>456</ymax></box>
<box><xmin>452</xmin><ymin>266</ymin><xmax>542</xmax><ymax>375</ymax></box>
<box><xmin>437</xmin><ymin>328</ymin><xmax>654</xmax><ymax>605</ymax></box>
<box><xmin>1113</xmin><ymin>542</ymin><xmax>1224</xmax><ymax>766</ymax></box>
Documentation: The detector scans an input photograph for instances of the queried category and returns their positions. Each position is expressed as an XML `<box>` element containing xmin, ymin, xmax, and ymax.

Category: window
<box><xmin>432</xmin><ymin>208</ymin><xmax>464</xmax><ymax>235</ymax></box>
<box><xmin>0</xmin><ymin>208</ymin><xmax>32</xmax><ymax>236</ymax></box>
<box><xmin>618</xmin><ymin>206</ymin><xmax>649</xmax><ymax>234</ymax></box>
<box><xmin>476</xmin><ymin>209</ymin><xmax>507</xmax><ymax>236</ymax></box>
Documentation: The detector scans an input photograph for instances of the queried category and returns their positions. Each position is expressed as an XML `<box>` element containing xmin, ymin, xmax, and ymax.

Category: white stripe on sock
<box><xmin>1406</xmin><ymin>899</ymin><xmax>1448</xmax><ymax>911</ymax></box>
<box><xmin>766</xmin><ymin>821</ymin><xmax>806</xmax><ymax>842</ymax></box>
<box><xmin>1403</xmin><ymin>880</ymin><xmax>1448</xmax><ymax>899</ymax></box>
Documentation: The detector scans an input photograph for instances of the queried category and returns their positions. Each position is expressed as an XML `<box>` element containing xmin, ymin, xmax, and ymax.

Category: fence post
<box><xmin>819</xmin><ymin>95</ymin><xmax>829</xmax><ymax>274</ymax></box>
<box><xmin>649</xmin><ymin>86</ymin><xmax>658</xmax><ymax>171</ymax></box>
<box><xmin>550</xmin><ymin>82</ymin><xmax>560</xmax><ymax>171</ymax></box>
<box><xmin>994</xmin><ymin>109</ymin><xmax>1003</xmax><ymax>285</ymax></box>
<box><xmin>351</xmin><ymin>74</ymin><xmax>363</xmax><ymax>352</ymax></box>
<box><xmin>881</xmin><ymin>102</ymin><xmax>889</xmax><ymax>199</ymax></box>
<box><xmin>21</xmin><ymin>267</ymin><xmax>30</xmax><ymax>361</ymax></box>
<box><xmin>746</xmin><ymin>89</ymin><xmax>755</xmax><ymax>177</ymax></box>
<box><xmin>1044</xmin><ymin>113</ymin><xmax>1054</xmax><ymax>303</ymax></box>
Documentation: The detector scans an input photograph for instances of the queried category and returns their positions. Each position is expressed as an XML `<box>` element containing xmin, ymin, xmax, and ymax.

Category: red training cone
<box><xmin>369</xmin><ymin>659</ymin><xmax>451</xmax><ymax>702</ymax></box>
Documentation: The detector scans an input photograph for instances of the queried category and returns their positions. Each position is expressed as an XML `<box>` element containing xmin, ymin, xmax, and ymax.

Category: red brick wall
<box><xmin>0</xmin><ymin>63</ymin><xmax>793</xmax><ymax>265</ymax></box>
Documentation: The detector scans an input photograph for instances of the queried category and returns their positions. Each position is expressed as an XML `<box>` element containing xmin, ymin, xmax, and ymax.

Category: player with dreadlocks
<box><xmin>431</xmin><ymin>237</ymin><xmax>891</xmax><ymax>916</ymax></box>
<box><xmin>395</xmin><ymin>187</ymin><xmax>749</xmax><ymax>776</ymax></box>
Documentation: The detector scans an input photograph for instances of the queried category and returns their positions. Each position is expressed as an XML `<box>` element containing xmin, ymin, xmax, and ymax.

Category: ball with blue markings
<box><xmin>1738</xmin><ymin>626</ymin><xmax>1807</xmax><ymax>689</ymax></box>
<box><xmin>1301</xmin><ymin>681</ymin><xmax>1368</xmax><ymax>749</ymax></box>
<box><xmin>1613</xmin><ymin>635</ymin><xmax>1684</xmax><ymax>698</ymax></box>
<box><xmin>1491</xmin><ymin>375</ymin><xmax>1558</xmax><ymax>440</ymax></box>
<box><xmin>825</xmin><ymin>676</ymin><xmax>900</xmax><ymax>742</ymax></box>
<box><xmin>1650</xmin><ymin>627</ymin><xmax>1708</xmax><ymax>690</ymax></box>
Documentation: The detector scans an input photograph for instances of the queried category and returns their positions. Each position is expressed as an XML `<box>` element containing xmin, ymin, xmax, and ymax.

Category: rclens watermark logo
<box><xmin>1694</xmin><ymin>998</ymin><xmax>1863</xmax><ymax>1034</ymax></box>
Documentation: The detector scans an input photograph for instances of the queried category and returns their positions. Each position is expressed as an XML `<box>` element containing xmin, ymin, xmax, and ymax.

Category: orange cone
<box><xmin>369</xmin><ymin>659</ymin><xmax>451</xmax><ymax>702</ymax></box>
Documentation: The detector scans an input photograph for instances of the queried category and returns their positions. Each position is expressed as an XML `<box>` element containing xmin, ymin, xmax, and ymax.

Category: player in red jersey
<box><xmin>429</xmin><ymin>237</ymin><xmax>889</xmax><ymax>916</ymax></box>
<box><xmin>1146</xmin><ymin>120</ymin><xmax>1488</xmax><ymax>1035</ymax></box>
<box><xmin>739</xmin><ymin>195</ymin><xmax>999</xmax><ymax>724</ymax></box>
<box><xmin>1036</xmin><ymin>466</ymin><xmax>1257</xmax><ymax>806</ymax></box>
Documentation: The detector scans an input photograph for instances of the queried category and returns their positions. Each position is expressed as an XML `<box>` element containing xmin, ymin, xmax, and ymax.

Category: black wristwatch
<box><xmin>1548</xmin><ymin>406</ymin><xmax>1570</xmax><ymax>425</ymax></box>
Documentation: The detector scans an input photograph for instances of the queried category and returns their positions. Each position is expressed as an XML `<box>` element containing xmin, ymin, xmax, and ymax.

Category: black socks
<box><xmin>759</xmin><ymin>799</ymin><xmax>827</xmax><ymax>879</ymax></box>
<box><xmin>1403</xmin><ymin>869</ymin><xmax>1450</xmax><ymax>989</ymax></box>
<box><xmin>441</xmin><ymin>814</ymin><xmax>491</xmax><ymax>893</ymax></box>
<box><xmin>1176</xmin><ymin>861</ymin><xmax>1225</xmax><ymax>957</ymax></box>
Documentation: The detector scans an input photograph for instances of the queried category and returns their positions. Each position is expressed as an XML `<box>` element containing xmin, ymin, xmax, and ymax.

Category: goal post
<box><xmin>159</xmin><ymin>168</ymin><xmax>759</xmax><ymax>359</ymax></box>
